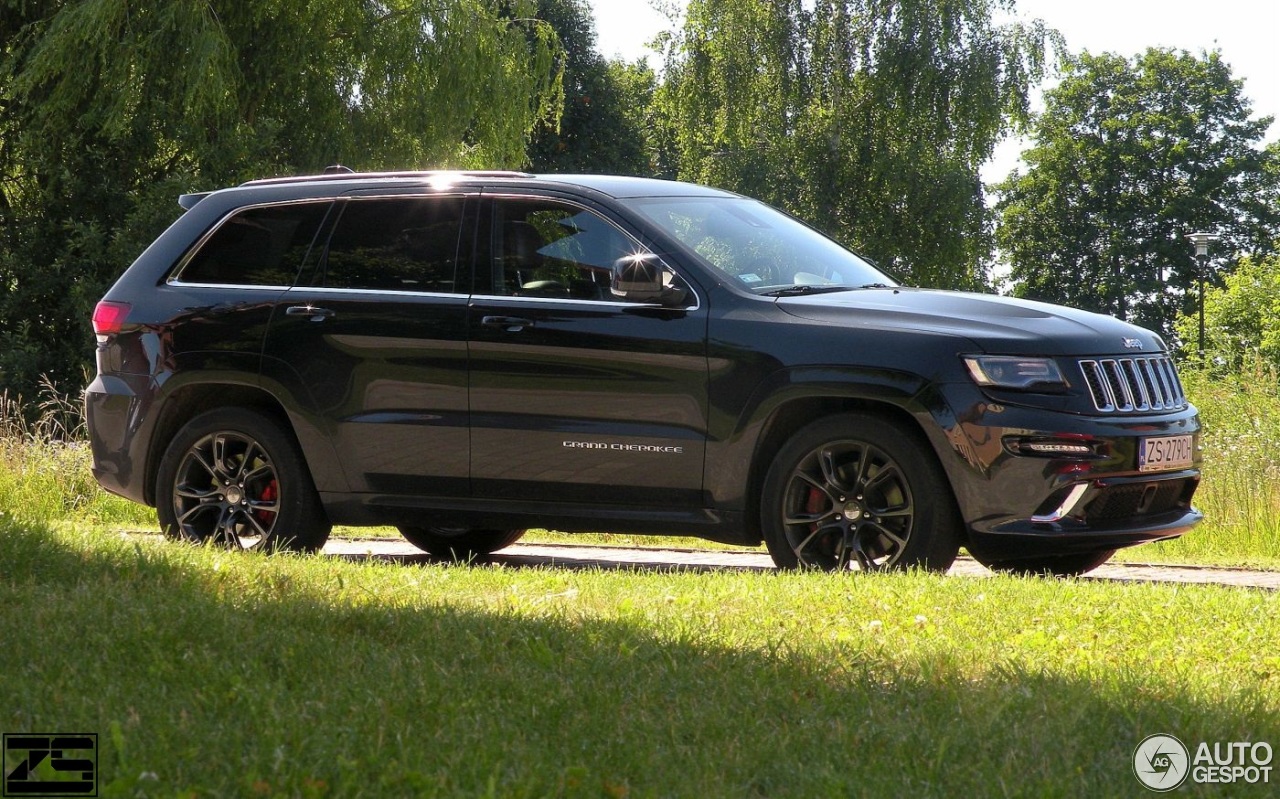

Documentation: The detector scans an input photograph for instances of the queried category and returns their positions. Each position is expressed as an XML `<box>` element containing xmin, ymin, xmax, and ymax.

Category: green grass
<box><xmin>3</xmin><ymin>380</ymin><xmax>1278</xmax><ymax>795</ymax></box>
<box><xmin>1130</xmin><ymin>363</ymin><xmax>1280</xmax><ymax>566</ymax></box>
<box><xmin>2</xmin><ymin>520</ymin><xmax>1277</xmax><ymax>797</ymax></box>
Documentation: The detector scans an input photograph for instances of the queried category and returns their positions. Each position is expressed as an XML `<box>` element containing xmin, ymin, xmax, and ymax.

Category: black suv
<box><xmin>85</xmin><ymin>171</ymin><xmax>1202</xmax><ymax>575</ymax></box>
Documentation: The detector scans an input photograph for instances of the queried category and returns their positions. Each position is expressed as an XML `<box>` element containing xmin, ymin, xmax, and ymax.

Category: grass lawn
<box><xmin>2</xmin><ymin>520</ymin><xmax>1276</xmax><ymax>797</ymax></box>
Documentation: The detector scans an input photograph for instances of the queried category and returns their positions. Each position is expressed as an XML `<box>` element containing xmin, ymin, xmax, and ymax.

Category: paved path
<box><xmin>323</xmin><ymin>538</ymin><xmax>1280</xmax><ymax>589</ymax></box>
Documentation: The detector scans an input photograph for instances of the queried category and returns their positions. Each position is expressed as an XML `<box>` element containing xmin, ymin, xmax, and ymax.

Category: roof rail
<box><xmin>240</xmin><ymin>169</ymin><xmax>535</xmax><ymax>187</ymax></box>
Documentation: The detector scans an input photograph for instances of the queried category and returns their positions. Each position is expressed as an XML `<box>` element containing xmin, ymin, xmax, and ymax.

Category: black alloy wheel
<box><xmin>762</xmin><ymin>414</ymin><xmax>961</xmax><ymax>572</ymax></box>
<box><xmin>156</xmin><ymin>408</ymin><xmax>331</xmax><ymax>552</ymax></box>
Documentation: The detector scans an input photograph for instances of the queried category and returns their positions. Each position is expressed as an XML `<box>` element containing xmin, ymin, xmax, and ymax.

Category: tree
<box><xmin>1174</xmin><ymin>254</ymin><xmax>1280</xmax><ymax>371</ymax></box>
<box><xmin>0</xmin><ymin>0</ymin><xmax>563</xmax><ymax>405</ymax></box>
<box><xmin>995</xmin><ymin>49</ymin><xmax>1280</xmax><ymax>337</ymax></box>
<box><xmin>658</xmin><ymin>0</ymin><xmax>1054</xmax><ymax>288</ymax></box>
<box><xmin>524</xmin><ymin>0</ymin><xmax>650</xmax><ymax>174</ymax></box>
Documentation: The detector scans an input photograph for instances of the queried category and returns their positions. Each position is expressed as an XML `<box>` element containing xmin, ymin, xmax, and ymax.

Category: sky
<box><xmin>590</xmin><ymin>0</ymin><xmax>1280</xmax><ymax>181</ymax></box>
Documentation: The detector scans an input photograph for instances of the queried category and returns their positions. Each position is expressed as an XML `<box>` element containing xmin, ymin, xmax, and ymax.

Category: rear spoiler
<box><xmin>178</xmin><ymin>192</ymin><xmax>211</xmax><ymax>210</ymax></box>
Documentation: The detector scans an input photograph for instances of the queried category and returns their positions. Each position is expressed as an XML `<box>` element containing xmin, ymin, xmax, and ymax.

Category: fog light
<box><xmin>1023</xmin><ymin>442</ymin><xmax>1093</xmax><ymax>455</ymax></box>
<box><xmin>1006</xmin><ymin>437</ymin><xmax>1100</xmax><ymax>458</ymax></box>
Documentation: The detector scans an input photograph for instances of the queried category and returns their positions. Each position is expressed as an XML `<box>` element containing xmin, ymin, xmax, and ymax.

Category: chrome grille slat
<box><xmin>1077</xmin><ymin>355</ymin><xmax>1186</xmax><ymax>414</ymax></box>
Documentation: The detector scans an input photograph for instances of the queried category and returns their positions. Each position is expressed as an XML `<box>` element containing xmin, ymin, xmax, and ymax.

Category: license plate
<box><xmin>1139</xmin><ymin>434</ymin><xmax>1194</xmax><ymax>472</ymax></box>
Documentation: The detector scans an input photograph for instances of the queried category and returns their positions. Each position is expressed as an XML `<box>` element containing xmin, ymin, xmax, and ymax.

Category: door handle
<box><xmin>285</xmin><ymin>305</ymin><xmax>335</xmax><ymax>321</ymax></box>
<box><xmin>481</xmin><ymin>315</ymin><xmax>535</xmax><ymax>332</ymax></box>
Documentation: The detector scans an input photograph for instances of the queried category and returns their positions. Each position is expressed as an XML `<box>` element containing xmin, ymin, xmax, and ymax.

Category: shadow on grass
<box><xmin>1</xmin><ymin>522</ymin><xmax>1273</xmax><ymax>798</ymax></box>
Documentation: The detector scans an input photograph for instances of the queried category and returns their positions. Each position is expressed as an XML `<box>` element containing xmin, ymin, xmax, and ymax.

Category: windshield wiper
<box><xmin>763</xmin><ymin>284</ymin><xmax>855</xmax><ymax>297</ymax></box>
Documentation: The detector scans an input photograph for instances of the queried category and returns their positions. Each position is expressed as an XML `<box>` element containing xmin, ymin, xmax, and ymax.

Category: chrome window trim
<box><xmin>468</xmin><ymin>292</ymin><xmax>701</xmax><ymax>312</ymax></box>
<box><xmin>169</xmin><ymin>282</ymin><xmax>293</xmax><ymax>291</ymax></box>
<box><xmin>280</xmin><ymin>286</ymin><xmax>467</xmax><ymax>300</ymax></box>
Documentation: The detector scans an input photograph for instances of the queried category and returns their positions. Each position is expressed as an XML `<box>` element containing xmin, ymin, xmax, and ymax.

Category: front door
<box><xmin>467</xmin><ymin>194</ymin><xmax>710</xmax><ymax>506</ymax></box>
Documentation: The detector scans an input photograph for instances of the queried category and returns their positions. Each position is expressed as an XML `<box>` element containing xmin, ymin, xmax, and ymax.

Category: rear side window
<box><xmin>319</xmin><ymin>196</ymin><xmax>466</xmax><ymax>293</ymax></box>
<box><xmin>178</xmin><ymin>202</ymin><xmax>331</xmax><ymax>286</ymax></box>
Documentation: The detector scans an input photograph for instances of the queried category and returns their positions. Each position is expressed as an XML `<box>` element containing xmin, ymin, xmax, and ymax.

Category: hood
<box><xmin>777</xmin><ymin>287</ymin><xmax>1165</xmax><ymax>357</ymax></box>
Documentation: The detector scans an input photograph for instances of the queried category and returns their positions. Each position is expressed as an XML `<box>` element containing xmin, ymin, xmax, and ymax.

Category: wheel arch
<box><xmin>741</xmin><ymin>395</ymin><xmax>964</xmax><ymax>548</ymax></box>
<box><xmin>142</xmin><ymin>381</ymin><xmax>296</xmax><ymax>507</ymax></box>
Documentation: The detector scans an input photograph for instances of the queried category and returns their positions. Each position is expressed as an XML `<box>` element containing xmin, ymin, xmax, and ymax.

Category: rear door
<box><xmin>262</xmin><ymin>192</ymin><xmax>473</xmax><ymax>495</ymax></box>
<box><xmin>467</xmin><ymin>193</ymin><xmax>710</xmax><ymax>506</ymax></box>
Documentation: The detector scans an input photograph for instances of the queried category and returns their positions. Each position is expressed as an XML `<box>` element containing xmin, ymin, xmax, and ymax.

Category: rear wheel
<box><xmin>973</xmin><ymin>548</ymin><xmax>1117</xmax><ymax>577</ymax></box>
<box><xmin>761</xmin><ymin>414</ymin><xmax>962</xmax><ymax>572</ymax></box>
<box><xmin>398</xmin><ymin>526</ymin><xmax>526</xmax><ymax>559</ymax></box>
<box><xmin>156</xmin><ymin>408</ymin><xmax>331</xmax><ymax>552</ymax></box>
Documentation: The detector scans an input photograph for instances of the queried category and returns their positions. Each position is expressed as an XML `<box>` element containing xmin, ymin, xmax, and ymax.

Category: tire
<box><xmin>398</xmin><ymin>526</ymin><xmax>526</xmax><ymax>559</ymax></box>
<box><xmin>761</xmin><ymin>413</ymin><xmax>962</xmax><ymax>572</ymax></box>
<box><xmin>972</xmin><ymin>548</ymin><xmax>1117</xmax><ymax>577</ymax></box>
<box><xmin>155</xmin><ymin>408</ymin><xmax>331</xmax><ymax>553</ymax></box>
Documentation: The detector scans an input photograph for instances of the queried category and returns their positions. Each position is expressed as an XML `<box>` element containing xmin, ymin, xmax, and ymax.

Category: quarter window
<box><xmin>319</xmin><ymin>197</ymin><xmax>466</xmax><ymax>293</ymax></box>
<box><xmin>178</xmin><ymin>202</ymin><xmax>331</xmax><ymax>286</ymax></box>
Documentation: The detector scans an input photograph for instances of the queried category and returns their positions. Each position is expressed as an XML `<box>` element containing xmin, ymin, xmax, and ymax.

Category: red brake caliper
<box><xmin>805</xmin><ymin>487</ymin><xmax>825</xmax><ymax>531</ymax></box>
<box><xmin>254</xmin><ymin>479</ymin><xmax>278</xmax><ymax>526</ymax></box>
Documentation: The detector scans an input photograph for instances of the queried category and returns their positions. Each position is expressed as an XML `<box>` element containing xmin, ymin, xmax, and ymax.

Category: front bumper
<box><xmin>930</xmin><ymin>382</ymin><xmax>1202</xmax><ymax>559</ymax></box>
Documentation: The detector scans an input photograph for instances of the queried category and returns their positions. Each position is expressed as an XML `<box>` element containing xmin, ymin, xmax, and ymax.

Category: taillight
<box><xmin>92</xmin><ymin>301</ymin><xmax>131</xmax><ymax>337</ymax></box>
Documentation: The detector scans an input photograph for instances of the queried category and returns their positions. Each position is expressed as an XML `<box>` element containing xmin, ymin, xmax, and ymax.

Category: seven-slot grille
<box><xmin>1078</xmin><ymin>355</ymin><xmax>1186</xmax><ymax>413</ymax></box>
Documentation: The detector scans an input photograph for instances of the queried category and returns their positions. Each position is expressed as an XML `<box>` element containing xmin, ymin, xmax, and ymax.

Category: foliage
<box><xmin>1158</xmin><ymin>361</ymin><xmax>1280</xmax><ymax>566</ymax></box>
<box><xmin>658</xmin><ymin>0</ymin><xmax>1055</xmax><ymax>289</ymax></box>
<box><xmin>0</xmin><ymin>378</ymin><xmax>152</xmax><ymax>525</ymax></box>
<box><xmin>995</xmin><ymin>48</ymin><xmax>1280</xmax><ymax>337</ymax></box>
<box><xmin>0</xmin><ymin>0</ymin><xmax>564</xmax><ymax>404</ymax></box>
<box><xmin>1173</xmin><ymin>253</ymin><xmax>1280</xmax><ymax>370</ymax></box>
<box><xmin>524</xmin><ymin>0</ymin><xmax>651</xmax><ymax>174</ymax></box>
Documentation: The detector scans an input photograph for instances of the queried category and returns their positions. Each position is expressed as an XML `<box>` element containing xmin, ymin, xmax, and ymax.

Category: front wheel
<box><xmin>761</xmin><ymin>414</ymin><xmax>962</xmax><ymax>572</ymax></box>
<box><xmin>155</xmin><ymin>408</ymin><xmax>331</xmax><ymax>552</ymax></box>
<box><xmin>972</xmin><ymin>548</ymin><xmax>1117</xmax><ymax>577</ymax></box>
<box><xmin>398</xmin><ymin>526</ymin><xmax>526</xmax><ymax>559</ymax></box>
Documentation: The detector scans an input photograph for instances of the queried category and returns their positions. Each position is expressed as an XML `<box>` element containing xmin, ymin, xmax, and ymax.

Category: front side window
<box><xmin>628</xmin><ymin>197</ymin><xmax>890</xmax><ymax>293</ymax></box>
<box><xmin>319</xmin><ymin>196</ymin><xmax>466</xmax><ymax>293</ymax></box>
<box><xmin>178</xmin><ymin>202</ymin><xmax>332</xmax><ymax>286</ymax></box>
<box><xmin>486</xmin><ymin>198</ymin><xmax>650</xmax><ymax>301</ymax></box>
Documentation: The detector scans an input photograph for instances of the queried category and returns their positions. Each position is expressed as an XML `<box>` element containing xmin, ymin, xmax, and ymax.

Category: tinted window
<box><xmin>488</xmin><ymin>199</ymin><xmax>643</xmax><ymax>301</ymax></box>
<box><xmin>320</xmin><ymin>197</ymin><xmax>466</xmax><ymax>293</ymax></box>
<box><xmin>179</xmin><ymin>202</ymin><xmax>331</xmax><ymax>286</ymax></box>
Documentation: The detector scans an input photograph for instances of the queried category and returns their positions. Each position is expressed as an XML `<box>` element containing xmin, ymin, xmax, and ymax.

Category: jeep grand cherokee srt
<box><xmin>85</xmin><ymin>170</ymin><xmax>1202</xmax><ymax>575</ymax></box>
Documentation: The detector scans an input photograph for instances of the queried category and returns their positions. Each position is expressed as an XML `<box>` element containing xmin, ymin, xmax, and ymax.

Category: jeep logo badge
<box><xmin>1123</xmin><ymin>338</ymin><xmax>1144</xmax><ymax>350</ymax></box>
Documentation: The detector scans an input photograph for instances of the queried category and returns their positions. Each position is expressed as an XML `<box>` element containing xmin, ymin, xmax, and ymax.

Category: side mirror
<box><xmin>611</xmin><ymin>254</ymin><xmax>689</xmax><ymax>307</ymax></box>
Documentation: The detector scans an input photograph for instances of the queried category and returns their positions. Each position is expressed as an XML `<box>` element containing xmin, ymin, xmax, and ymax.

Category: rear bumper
<box><xmin>85</xmin><ymin>372</ymin><xmax>155</xmax><ymax>505</ymax></box>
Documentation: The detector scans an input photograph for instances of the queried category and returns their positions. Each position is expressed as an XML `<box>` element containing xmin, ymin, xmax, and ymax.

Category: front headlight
<box><xmin>963</xmin><ymin>355</ymin><xmax>1067</xmax><ymax>391</ymax></box>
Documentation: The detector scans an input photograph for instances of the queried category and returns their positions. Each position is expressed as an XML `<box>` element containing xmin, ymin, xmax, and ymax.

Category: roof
<box><xmin>179</xmin><ymin>170</ymin><xmax>739</xmax><ymax>210</ymax></box>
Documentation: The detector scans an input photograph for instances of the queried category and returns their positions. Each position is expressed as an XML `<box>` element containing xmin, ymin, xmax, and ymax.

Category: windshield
<box><xmin>627</xmin><ymin>196</ymin><xmax>893</xmax><ymax>294</ymax></box>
